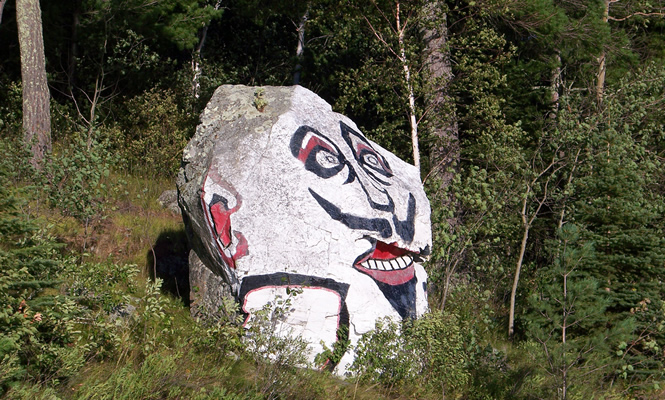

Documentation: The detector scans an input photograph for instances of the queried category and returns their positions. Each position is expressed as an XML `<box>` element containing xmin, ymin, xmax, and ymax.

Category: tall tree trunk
<box><xmin>422</xmin><ymin>2</ymin><xmax>460</xmax><ymax>309</ymax></box>
<box><xmin>293</xmin><ymin>7</ymin><xmax>309</xmax><ymax>85</ymax></box>
<box><xmin>596</xmin><ymin>0</ymin><xmax>611</xmax><ymax>105</ymax></box>
<box><xmin>423</xmin><ymin>3</ymin><xmax>458</xmax><ymax>178</ymax></box>
<box><xmin>192</xmin><ymin>0</ymin><xmax>222</xmax><ymax>99</ymax></box>
<box><xmin>395</xmin><ymin>2</ymin><xmax>420</xmax><ymax>171</ymax></box>
<box><xmin>17</xmin><ymin>0</ymin><xmax>51</xmax><ymax>168</ymax></box>
<box><xmin>68</xmin><ymin>3</ymin><xmax>81</xmax><ymax>90</ymax></box>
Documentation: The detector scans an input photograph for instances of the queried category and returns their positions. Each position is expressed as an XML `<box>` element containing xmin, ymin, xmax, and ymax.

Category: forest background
<box><xmin>1</xmin><ymin>0</ymin><xmax>665</xmax><ymax>399</ymax></box>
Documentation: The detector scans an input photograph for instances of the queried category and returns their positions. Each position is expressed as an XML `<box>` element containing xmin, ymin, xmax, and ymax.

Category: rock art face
<box><xmin>177</xmin><ymin>85</ymin><xmax>432</xmax><ymax>374</ymax></box>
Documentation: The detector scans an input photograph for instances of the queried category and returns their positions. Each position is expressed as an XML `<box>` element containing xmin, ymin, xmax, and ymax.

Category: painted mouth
<box><xmin>354</xmin><ymin>241</ymin><xmax>417</xmax><ymax>285</ymax></box>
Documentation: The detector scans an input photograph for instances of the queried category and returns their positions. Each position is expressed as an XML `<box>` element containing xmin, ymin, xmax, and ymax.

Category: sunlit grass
<box><xmin>4</xmin><ymin>167</ymin><xmax>441</xmax><ymax>400</ymax></box>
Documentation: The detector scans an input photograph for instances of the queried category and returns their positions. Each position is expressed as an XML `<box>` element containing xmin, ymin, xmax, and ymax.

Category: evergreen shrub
<box><xmin>0</xmin><ymin>159</ymin><xmax>85</xmax><ymax>394</ymax></box>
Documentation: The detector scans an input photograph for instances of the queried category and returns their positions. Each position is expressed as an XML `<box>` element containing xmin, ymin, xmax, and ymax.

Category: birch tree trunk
<box><xmin>395</xmin><ymin>2</ymin><xmax>420</xmax><ymax>171</ymax></box>
<box><xmin>192</xmin><ymin>1</ymin><xmax>222</xmax><ymax>99</ymax></box>
<box><xmin>17</xmin><ymin>0</ymin><xmax>51</xmax><ymax>168</ymax></box>
<box><xmin>596</xmin><ymin>0</ymin><xmax>611</xmax><ymax>105</ymax></box>
<box><xmin>364</xmin><ymin>1</ymin><xmax>421</xmax><ymax>171</ymax></box>
<box><xmin>293</xmin><ymin>7</ymin><xmax>309</xmax><ymax>85</ymax></box>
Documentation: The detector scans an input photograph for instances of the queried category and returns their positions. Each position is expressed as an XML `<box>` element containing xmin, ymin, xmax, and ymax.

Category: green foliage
<box><xmin>243</xmin><ymin>288</ymin><xmax>311</xmax><ymax>398</ymax></box>
<box><xmin>0</xmin><ymin>166</ymin><xmax>86</xmax><ymax>394</ymax></box>
<box><xmin>44</xmin><ymin>131</ymin><xmax>116</xmax><ymax>224</ymax></box>
<box><xmin>191</xmin><ymin>295</ymin><xmax>244</xmax><ymax>356</ymax></box>
<box><xmin>351</xmin><ymin>312</ymin><xmax>471</xmax><ymax>397</ymax></box>
<box><xmin>0</xmin><ymin>81</ymin><xmax>23</xmax><ymax>138</ymax></box>
<box><xmin>315</xmin><ymin>325</ymin><xmax>350</xmax><ymax>369</ymax></box>
<box><xmin>568</xmin><ymin>67</ymin><xmax>665</xmax><ymax>386</ymax></box>
<box><xmin>426</xmin><ymin>3</ymin><xmax>534</xmax><ymax>300</ymax></box>
<box><xmin>63</xmin><ymin>261</ymin><xmax>139</xmax><ymax>314</ymax></box>
<box><xmin>113</xmin><ymin>88</ymin><xmax>194</xmax><ymax>177</ymax></box>
<box><xmin>524</xmin><ymin>224</ymin><xmax>630</xmax><ymax>398</ymax></box>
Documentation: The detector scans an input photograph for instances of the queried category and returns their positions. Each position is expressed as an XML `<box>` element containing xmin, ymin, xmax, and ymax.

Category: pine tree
<box><xmin>16</xmin><ymin>0</ymin><xmax>51</xmax><ymax>168</ymax></box>
<box><xmin>568</xmin><ymin>65</ymin><xmax>665</xmax><ymax>385</ymax></box>
<box><xmin>526</xmin><ymin>224</ymin><xmax>632</xmax><ymax>398</ymax></box>
<box><xmin>0</xmin><ymin>151</ymin><xmax>64</xmax><ymax>392</ymax></box>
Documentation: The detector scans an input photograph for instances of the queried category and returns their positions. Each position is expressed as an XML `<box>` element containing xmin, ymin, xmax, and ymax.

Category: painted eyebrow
<box><xmin>290</xmin><ymin>125</ymin><xmax>341</xmax><ymax>159</ymax></box>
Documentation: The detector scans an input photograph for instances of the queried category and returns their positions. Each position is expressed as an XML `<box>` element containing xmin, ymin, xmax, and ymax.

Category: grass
<box><xmin>5</xmin><ymin>166</ymin><xmax>654</xmax><ymax>400</ymax></box>
<box><xmin>2</xmin><ymin>170</ymin><xmax>403</xmax><ymax>400</ymax></box>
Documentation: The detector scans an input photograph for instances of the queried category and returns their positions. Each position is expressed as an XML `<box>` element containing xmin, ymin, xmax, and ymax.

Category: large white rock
<box><xmin>177</xmin><ymin>85</ymin><xmax>432</xmax><ymax>374</ymax></box>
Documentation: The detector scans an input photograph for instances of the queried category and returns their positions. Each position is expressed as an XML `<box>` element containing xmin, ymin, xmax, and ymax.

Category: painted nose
<box><xmin>353</xmin><ymin>166</ymin><xmax>394</xmax><ymax>213</ymax></box>
<box><xmin>352</xmin><ymin>166</ymin><xmax>416</xmax><ymax>243</ymax></box>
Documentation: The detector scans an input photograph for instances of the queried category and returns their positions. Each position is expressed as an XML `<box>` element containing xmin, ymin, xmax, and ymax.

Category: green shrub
<box><xmin>63</xmin><ymin>262</ymin><xmax>139</xmax><ymax>308</ymax></box>
<box><xmin>114</xmin><ymin>88</ymin><xmax>193</xmax><ymax>177</ymax></box>
<box><xmin>0</xmin><ymin>81</ymin><xmax>23</xmax><ymax>139</ymax></box>
<box><xmin>243</xmin><ymin>289</ymin><xmax>312</xmax><ymax>398</ymax></box>
<box><xmin>44</xmin><ymin>130</ymin><xmax>115</xmax><ymax>225</ymax></box>
<box><xmin>70</xmin><ymin>350</ymin><xmax>254</xmax><ymax>400</ymax></box>
<box><xmin>350</xmin><ymin>311</ymin><xmax>471</xmax><ymax>397</ymax></box>
<box><xmin>191</xmin><ymin>295</ymin><xmax>244</xmax><ymax>357</ymax></box>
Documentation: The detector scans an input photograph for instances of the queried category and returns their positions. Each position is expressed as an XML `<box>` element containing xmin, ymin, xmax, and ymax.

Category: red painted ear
<box><xmin>233</xmin><ymin>231</ymin><xmax>249</xmax><ymax>259</ymax></box>
<box><xmin>210</xmin><ymin>202</ymin><xmax>233</xmax><ymax>247</ymax></box>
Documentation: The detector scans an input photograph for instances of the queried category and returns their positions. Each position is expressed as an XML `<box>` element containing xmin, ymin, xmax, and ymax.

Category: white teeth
<box><xmin>359</xmin><ymin>255</ymin><xmax>414</xmax><ymax>271</ymax></box>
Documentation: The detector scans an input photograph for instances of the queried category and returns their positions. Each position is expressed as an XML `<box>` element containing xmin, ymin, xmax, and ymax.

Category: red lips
<box><xmin>354</xmin><ymin>241</ymin><xmax>416</xmax><ymax>285</ymax></box>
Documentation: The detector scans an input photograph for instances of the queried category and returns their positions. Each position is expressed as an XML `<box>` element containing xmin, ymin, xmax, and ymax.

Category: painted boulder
<box><xmin>177</xmin><ymin>85</ymin><xmax>432</xmax><ymax>374</ymax></box>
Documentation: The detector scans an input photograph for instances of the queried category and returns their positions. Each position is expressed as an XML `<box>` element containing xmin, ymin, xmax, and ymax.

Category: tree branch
<box><xmin>608</xmin><ymin>12</ymin><xmax>665</xmax><ymax>22</ymax></box>
<box><xmin>362</xmin><ymin>15</ymin><xmax>401</xmax><ymax>60</ymax></box>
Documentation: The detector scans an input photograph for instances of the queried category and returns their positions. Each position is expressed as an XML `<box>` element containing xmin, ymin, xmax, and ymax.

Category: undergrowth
<box><xmin>0</xmin><ymin>137</ymin><xmax>578</xmax><ymax>400</ymax></box>
<box><xmin>0</xmin><ymin>142</ymin><xmax>396</xmax><ymax>400</ymax></box>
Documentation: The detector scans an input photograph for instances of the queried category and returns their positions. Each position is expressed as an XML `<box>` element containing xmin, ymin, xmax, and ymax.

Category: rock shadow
<box><xmin>147</xmin><ymin>228</ymin><xmax>190</xmax><ymax>306</ymax></box>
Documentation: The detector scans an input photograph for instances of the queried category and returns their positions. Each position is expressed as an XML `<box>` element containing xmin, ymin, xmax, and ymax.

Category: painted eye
<box><xmin>316</xmin><ymin>150</ymin><xmax>341</xmax><ymax>169</ymax></box>
<box><xmin>358</xmin><ymin>149</ymin><xmax>392</xmax><ymax>179</ymax></box>
<box><xmin>291</xmin><ymin>126</ymin><xmax>347</xmax><ymax>179</ymax></box>
<box><xmin>363</xmin><ymin>153</ymin><xmax>380</xmax><ymax>168</ymax></box>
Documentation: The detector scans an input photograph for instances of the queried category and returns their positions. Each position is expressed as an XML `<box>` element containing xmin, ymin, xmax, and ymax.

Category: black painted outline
<box><xmin>288</xmin><ymin>122</ymin><xmax>421</xmax><ymax>316</ymax></box>
<box><xmin>309</xmin><ymin>188</ymin><xmax>393</xmax><ymax>238</ymax></box>
<box><xmin>239</xmin><ymin>273</ymin><xmax>350</xmax><ymax>370</ymax></box>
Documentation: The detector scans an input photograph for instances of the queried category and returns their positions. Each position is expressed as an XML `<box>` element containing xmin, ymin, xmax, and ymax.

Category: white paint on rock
<box><xmin>243</xmin><ymin>286</ymin><xmax>342</xmax><ymax>360</ymax></box>
<box><xmin>180</xmin><ymin>85</ymin><xmax>432</xmax><ymax>376</ymax></box>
